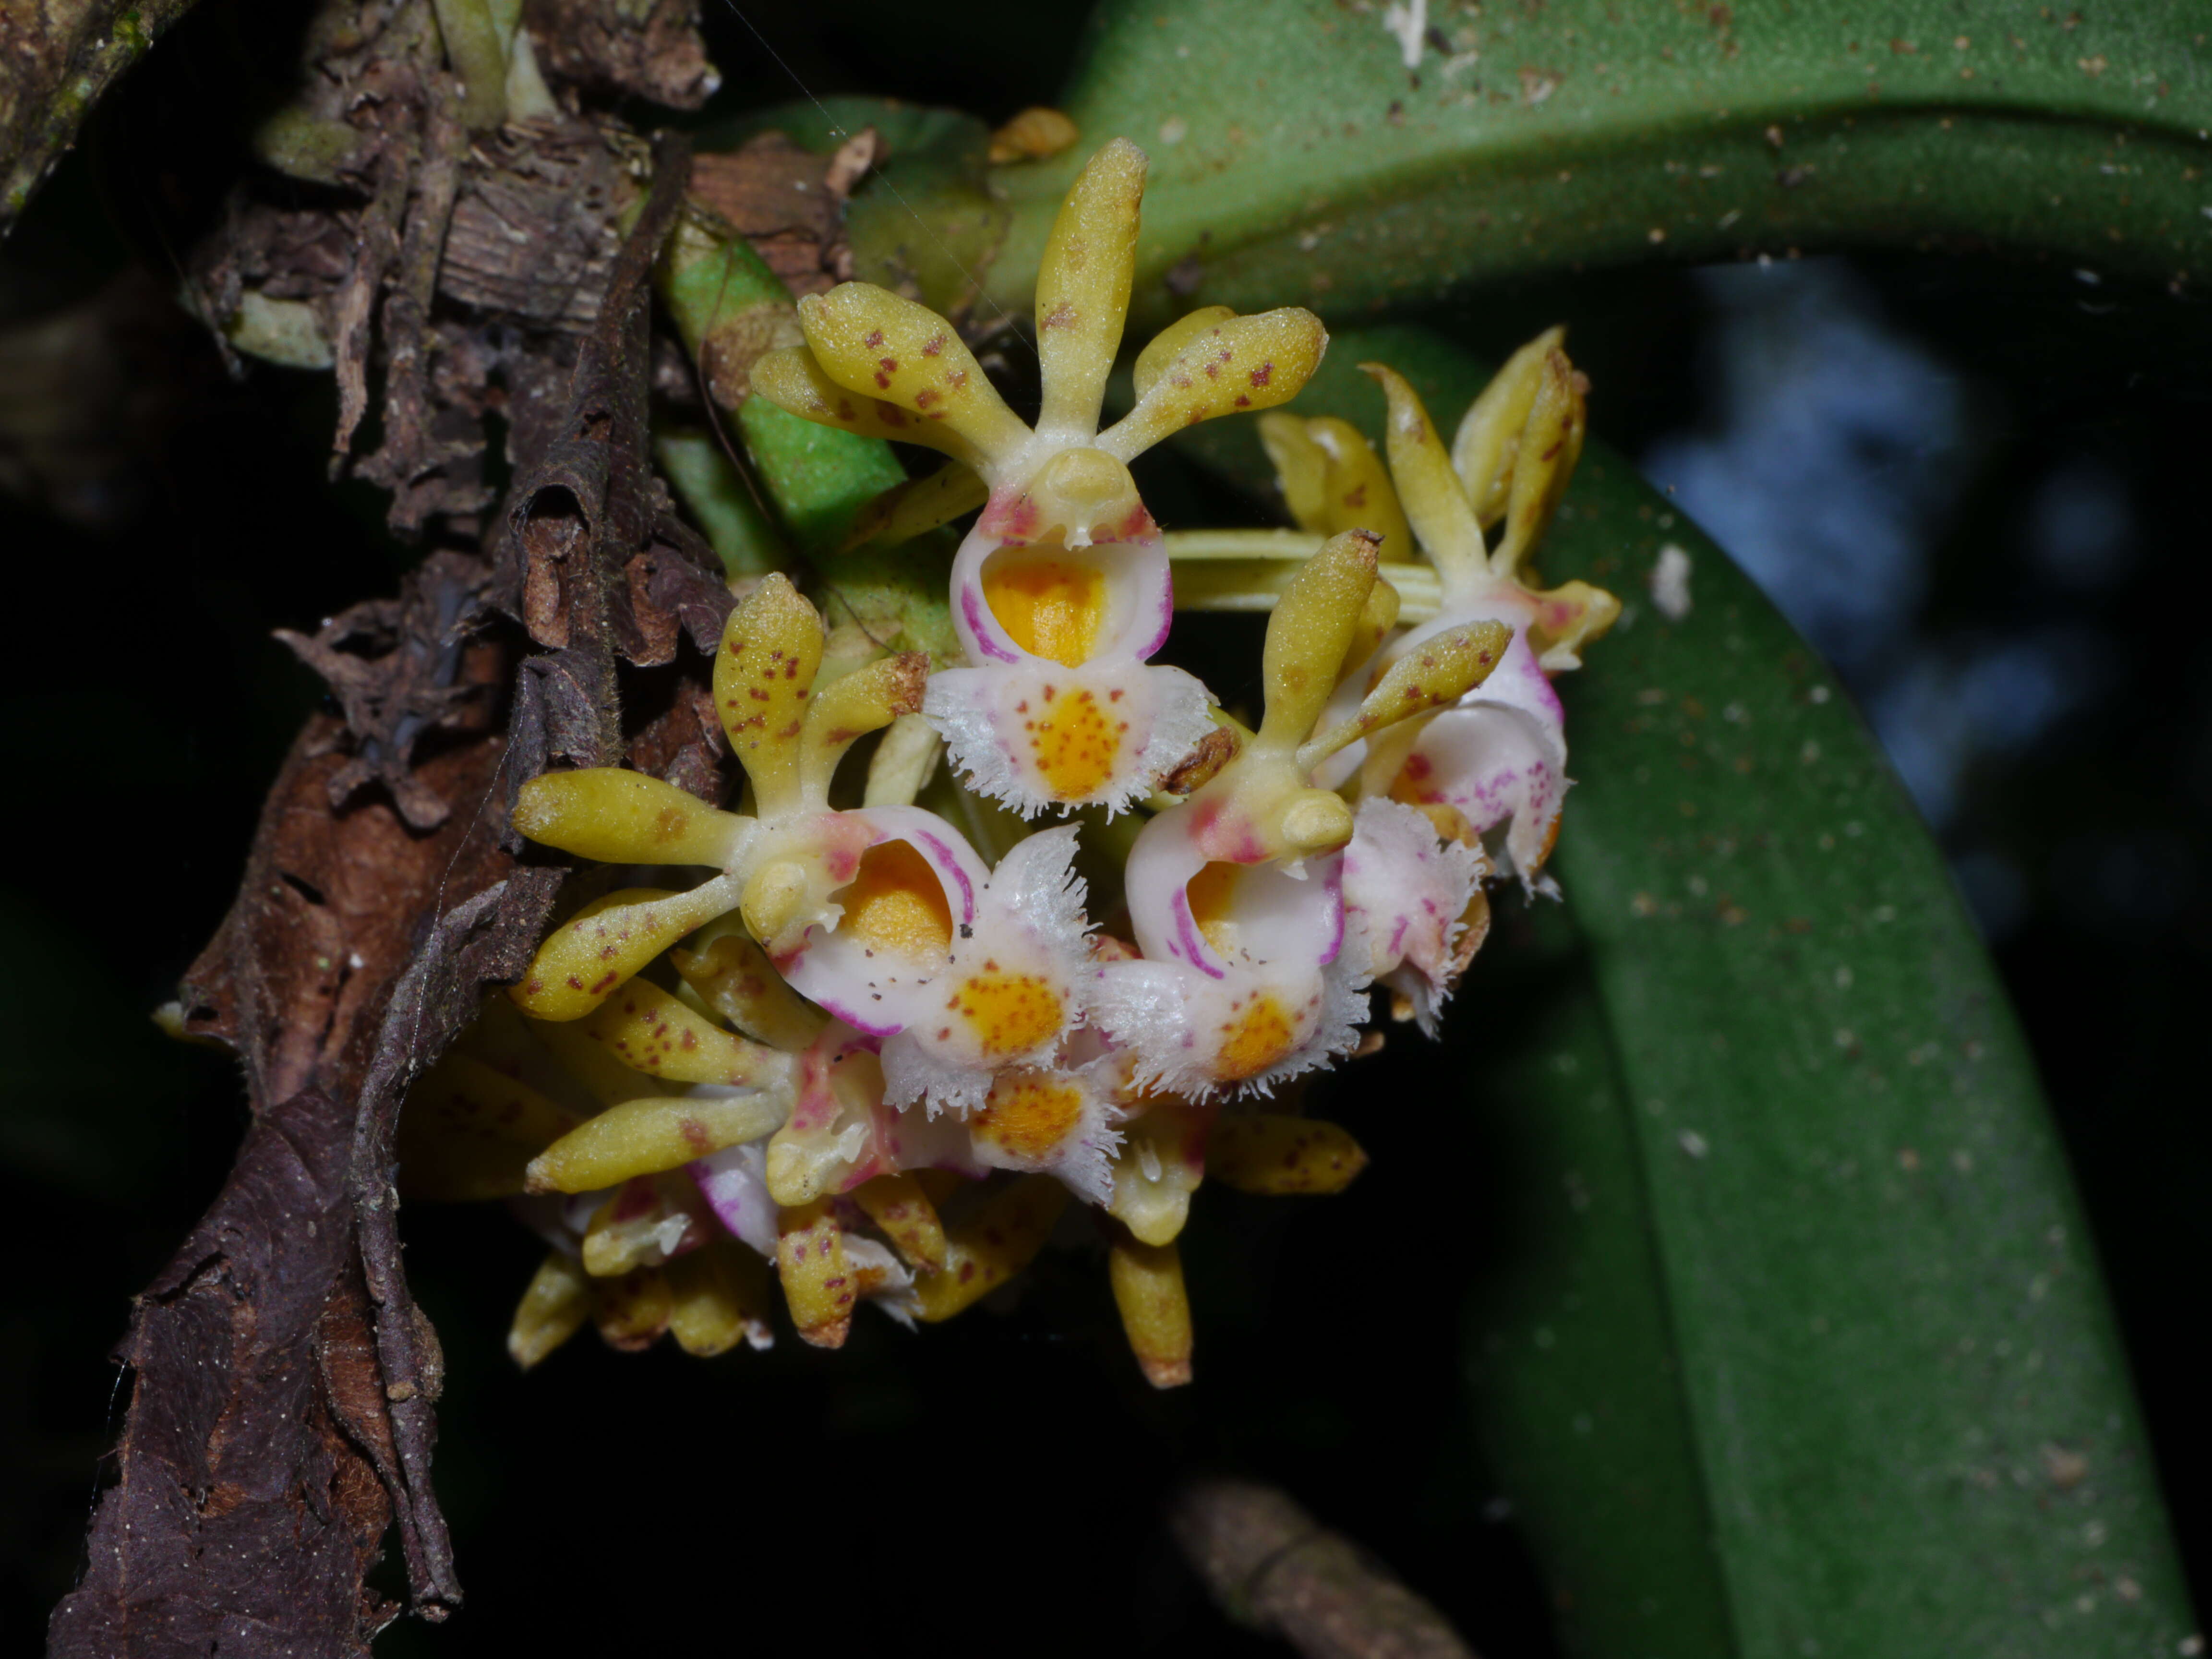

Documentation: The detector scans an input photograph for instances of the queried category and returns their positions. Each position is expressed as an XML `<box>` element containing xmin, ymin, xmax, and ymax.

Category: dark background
<box><xmin>2</xmin><ymin>0</ymin><xmax>2207</xmax><ymax>1653</ymax></box>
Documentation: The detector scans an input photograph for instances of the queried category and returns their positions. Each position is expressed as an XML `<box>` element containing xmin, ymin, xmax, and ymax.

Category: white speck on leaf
<box><xmin>1650</xmin><ymin>543</ymin><xmax>1694</xmax><ymax>619</ymax></box>
<box><xmin>1678</xmin><ymin>1129</ymin><xmax>1709</xmax><ymax>1158</ymax></box>
<box><xmin>1382</xmin><ymin>0</ymin><xmax>1427</xmax><ymax>69</ymax></box>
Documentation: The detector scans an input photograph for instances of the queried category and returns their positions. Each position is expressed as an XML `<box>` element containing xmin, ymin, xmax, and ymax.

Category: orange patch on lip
<box><xmin>841</xmin><ymin>841</ymin><xmax>953</xmax><ymax>961</ymax></box>
<box><xmin>1025</xmin><ymin>683</ymin><xmax>1123</xmax><ymax>801</ymax></box>
<box><xmin>1214</xmin><ymin>994</ymin><xmax>1296</xmax><ymax>1082</ymax></box>
<box><xmin>973</xmin><ymin>1070</ymin><xmax>1086</xmax><ymax>1160</ymax></box>
<box><xmin>952</xmin><ymin>972</ymin><xmax>1065</xmax><ymax>1058</ymax></box>
<box><xmin>985</xmin><ymin>553</ymin><xmax>1108</xmax><ymax>668</ymax></box>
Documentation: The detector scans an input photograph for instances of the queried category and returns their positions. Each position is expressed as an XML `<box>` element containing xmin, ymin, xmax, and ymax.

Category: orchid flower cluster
<box><xmin>398</xmin><ymin>141</ymin><xmax>1617</xmax><ymax>1387</ymax></box>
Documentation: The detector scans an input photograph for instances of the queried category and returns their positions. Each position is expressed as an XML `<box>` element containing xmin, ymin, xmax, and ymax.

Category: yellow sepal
<box><xmin>572</xmin><ymin>978</ymin><xmax>781</xmax><ymax>1087</ymax></box>
<box><xmin>1298</xmin><ymin>618</ymin><xmax>1513</xmax><ymax>772</ymax></box>
<box><xmin>511</xmin><ymin>769</ymin><xmax>747</xmax><ymax>868</ymax></box>
<box><xmin>669</xmin><ymin>920</ymin><xmax>829</xmax><ymax>1052</ymax></box>
<box><xmin>509</xmin><ymin>877</ymin><xmax>742</xmax><ymax>1021</ymax></box>
<box><xmin>842</xmin><ymin>462</ymin><xmax>989</xmax><ymax>551</ymax></box>
<box><xmin>715</xmin><ymin>573</ymin><xmax>823</xmax><ymax>819</ymax></box>
<box><xmin>1449</xmin><ymin>325</ymin><xmax>1564</xmax><ymax>525</ymax></box>
<box><xmin>1034</xmin><ymin>136</ymin><xmax>1147</xmax><ymax>438</ymax></box>
<box><xmin>397</xmin><ymin>1051</ymin><xmax>577</xmax><ymax>1201</ymax></box>
<box><xmin>508</xmin><ymin>1250</ymin><xmax>591</xmax><ymax>1370</ymax></box>
<box><xmin>1135</xmin><ymin>305</ymin><xmax>1237</xmax><ymax>403</ymax></box>
<box><xmin>1527</xmin><ymin>577</ymin><xmax>1623</xmax><ymax>672</ymax></box>
<box><xmin>851</xmin><ymin>1172</ymin><xmax>948</xmax><ymax>1272</ymax></box>
<box><xmin>667</xmin><ymin>1239</ymin><xmax>774</xmax><ymax>1357</ymax></box>
<box><xmin>590</xmin><ymin>1266</ymin><xmax>673</xmax><ymax>1352</ymax></box>
<box><xmin>525</xmin><ymin>1094</ymin><xmax>786</xmax><ymax>1194</ymax></box>
<box><xmin>794</xmin><ymin>283</ymin><xmax>1030</xmax><ymax>465</ymax></box>
<box><xmin>1205</xmin><ymin>1114</ymin><xmax>1370</xmax><ymax>1195</ymax></box>
<box><xmin>1108</xmin><ymin>1234</ymin><xmax>1193</xmax><ymax>1389</ymax></box>
<box><xmin>1361</xmin><ymin>362</ymin><xmax>1486</xmax><ymax>594</ymax></box>
<box><xmin>1257</xmin><ymin>529</ymin><xmax>1380</xmax><ymax>751</ymax></box>
<box><xmin>1101</xmin><ymin>307</ymin><xmax>1328</xmax><ymax>463</ymax></box>
<box><xmin>914</xmin><ymin>1176</ymin><xmax>1067</xmax><ymax>1322</ymax></box>
<box><xmin>750</xmin><ymin>345</ymin><xmax>990</xmax><ymax>471</ymax></box>
<box><xmin>798</xmin><ymin>650</ymin><xmax>929</xmax><ymax>802</ymax></box>
<box><xmin>776</xmin><ymin>1198</ymin><xmax>855</xmax><ymax>1348</ymax></box>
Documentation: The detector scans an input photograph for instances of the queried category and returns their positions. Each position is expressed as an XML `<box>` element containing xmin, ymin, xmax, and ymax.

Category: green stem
<box><xmin>653</xmin><ymin>430</ymin><xmax>787</xmax><ymax>579</ymax></box>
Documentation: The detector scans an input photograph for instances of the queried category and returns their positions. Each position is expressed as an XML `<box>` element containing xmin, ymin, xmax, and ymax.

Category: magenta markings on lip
<box><xmin>1318</xmin><ymin>867</ymin><xmax>1346</xmax><ymax>965</ymax></box>
<box><xmin>962</xmin><ymin>585</ymin><xmax>1022</xmax><ymax>662</ymax></box>
<box><xmin>1138</xmin><ymin>570</ymin><xmax>1176</xmax><ymax>658</ymax></box>
<box><xmin>1169</xmin><ymin>889</ymin><xmax>1227</xmax><ymax>980</ymax></box>
<box><xmin>813</xmin><ymin>997</ymin><xmax>902</xmax><ymax>1039</ymax></box>
<box><xmin>911</xmin><ymin>830</ymin><xmax>976</xmax><ymax>922</ymax></box>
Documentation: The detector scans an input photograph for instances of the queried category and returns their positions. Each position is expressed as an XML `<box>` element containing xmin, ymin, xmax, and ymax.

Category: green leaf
<box><xmin>1165</xmin><ymin>327</ymin><xmax>2196</xmax><ymax>1655</ymax></box>
<box><xmin>989</xmin><ymin>0</ymin><xmax>2212</xmax><ymax>325</ymax></box>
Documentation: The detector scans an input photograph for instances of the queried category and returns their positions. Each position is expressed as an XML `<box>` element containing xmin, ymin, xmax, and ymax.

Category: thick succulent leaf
<box><xmin>989</xmin><ymin>0</ymin><xmax>2212</xmax><ymax>325</ymax></box>
<box><xmin>1168</xmin><ymin>327</ymin><xmax>2194</xmax><ymax>1655</ymax></box>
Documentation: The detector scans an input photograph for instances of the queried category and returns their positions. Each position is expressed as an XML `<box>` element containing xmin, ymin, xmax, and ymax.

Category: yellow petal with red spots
<box><xmin>525</xmin><ymin>1094</ymin><xmax>786</xmax><ymax>1194</ymax></box>
<box><xmin>1136</xmin><ymin>306</ymin><xmax>1235</xmax><ymax>402</ymax></box>
<box><xmin>1449</xmin><ymin>325</ymin><xmax>1565</xmax><ymax>526</ymax></box>
<box><xmin>851</xmin><ymin>1172</ymin><xmax>948</xmax><ymax>1272</ymax></box>
<box><xmin>1257</xmin><ymin>529</ymin><xmax>1378</xmax><ymax>751</ymax></box>
<box><xmin>1526</xmin><ymin>578</ymin><xmax>1622</xmax><ymax>673</ymax></box>
<box><xmin>573</xmin><ymin>978</ymin><xmax>779</xmax><ymax>1086</ymax></box>
<box><xmin>842</xmin><ymin>461</ymin><xmax>991</xmax><ymax>552</ymax></box>
<box><xmin>511</xmin><ymin>768</ymin><xmax>748</xmax><ymax>867</ymax></box>
<box><xmin>1205</xmin><ymin>1114</ymin><xmax>1369</xmax><ymax>1195</ymax></box>
<box><xmin>1258</xmin><ymin>411</ymin><xmax>1332</xmax><ymax>532</ymax></box>
<box><xmin>1299</xmin><ymin>618</ymin><xmax>1513</xmax><ymax>772</ymax></box>
<box><xmin>397</xmin><ymin>1051</ymin><xmax>577</xmax><ymax>1201</ymax></box>
<box><xmin>715</xmin><ymin>573</ymin><xmax>822</xmax><ymax>819</ymax></box>
<box><xmin>914</xmin><ymin>1176</ymin><xmax>1068</xmax><ymax>1322</ymax></box>
<box><xmin>1492</xmin><ymin>342</ymin><xmax>1587</xmax><ymax>579</ymax></box>
<box><xmin>798</xmin><ymin>649</ymin><xmax>929</xmax><ymax>801</ymax></box>
<box><xmin>777</xmin><ymin>1198</ymin><xmax>856</xmax><ymax>1348</ymax></box>
<box><xmin>510</xmin><ymin>877</ymin><xmax>741</xmax><ymax>1021</ymax></box>
<box><xmin>1034</xmin><ymin>137</ymin><xmax>1147</xmax><ymax>438</ymax></box>
<box><xmin>1108</xmin><ymin>1234</ymin><xmax>1193</xmax><ymax>1389</ymax></box>
<box><xmin>751</xmin><ymin>346</ymin><xmax>990</xmax><ymax>470</ymax></box>
<box><xmin>794</xmin><ymin>283</ymin><xmax>1030</xmax><ymax>465</ymax></box>
<box><xmin>508</xmin><ymin>1250</ymin><xmax>591</xmax><ymax>1370</ymax></box>
<box><xmin>1101</xmin><ymin>308</ymin><xmax>1328</xmax><ymax>462</ymax></box>
<box><xmin>667</xmin><ymin>1238</ymin><xmax>774</xmax><ymax>1357</ymax></box>
<box><xmin>590</xmin><ymin>1266</ymin><xmax>673</xmax><ymax>1352</ymax></box>
<box><xmin>670</xmin><ymin>922</ymin><xmax>828</xmax><ymax>1052</ymax></box>
<box><xmin>1361</xmin><ymin>362</ymin><xmax>1486</xmax><ymax>593</ymax></box>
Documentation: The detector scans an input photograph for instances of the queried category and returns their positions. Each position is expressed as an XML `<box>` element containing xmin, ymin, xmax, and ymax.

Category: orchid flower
<box><xmin>748</xmin><ymin>138</ymin><xmax>1329</xmax><ymax>816</ymax></box>
<box><xmin>507</xmin><ymin>575</ymin><xmax>1094</xmax><ymax>1117</ymax></box>
<box><xmin>1263</xmin><ymin>333</ymin><xmax>1621</xmax><ymax>886</ymax></box>
<box><xmin>1094</xmin><ymin>530</ymin><xmax>1512</xmax><ymax>1096</ymax></box>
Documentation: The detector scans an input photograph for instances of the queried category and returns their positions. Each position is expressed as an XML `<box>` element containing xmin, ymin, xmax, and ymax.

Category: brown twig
<box><xmin>1171</xmin><ymin>1479</ymin><xmax>1481</xmax><ymax>1659</ymax></box>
